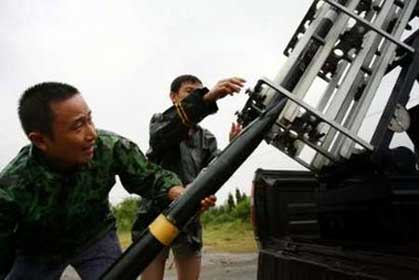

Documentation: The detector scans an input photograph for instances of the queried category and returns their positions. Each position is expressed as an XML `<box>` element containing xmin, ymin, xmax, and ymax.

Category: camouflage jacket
<box><xmin>0</xmin><ymin>130</ymin><xmax>181</xmax><ymax>274</ymax></box>
<box><xmin>132</xmin><ymin>88</ymin><xmax>219</xmax><ymax>238</ymax></box>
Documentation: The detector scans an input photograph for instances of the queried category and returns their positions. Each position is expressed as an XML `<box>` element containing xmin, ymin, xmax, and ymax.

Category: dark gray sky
<box><xmin>1</xmin><ymin>1</ymin><xmax>416</xmax><ymax>204</ymax></box>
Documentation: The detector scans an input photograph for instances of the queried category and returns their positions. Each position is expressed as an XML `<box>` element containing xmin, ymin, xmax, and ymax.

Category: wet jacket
<box><xmin>132</xmin><ymin>88</ymin><xmax>219</xmax><ymax>248</ymax></box>
<box><xmin>0</xmin><ymin>130</ymin><xmax>181</xmax><ymax>275</ymax></box>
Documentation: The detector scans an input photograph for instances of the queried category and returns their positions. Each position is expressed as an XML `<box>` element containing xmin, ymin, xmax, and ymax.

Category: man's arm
<box><xmin>148</xmin><ymin>77</ymin><xmax>246</xmax><ymax>159</ymax></box>
<box><xmin>148</xmin><ymin>88</ymin><xmax>218</xmax><ymax>158</ymax></box>
<box><xmin>112</xmin><ymin>136</ymin><xmax>183</xmax><ymax>207</ymax></box>
<box><xmin>112</xmin><ymin>136</ymin><xmax>216</xmax><ymax>210</ymax></box>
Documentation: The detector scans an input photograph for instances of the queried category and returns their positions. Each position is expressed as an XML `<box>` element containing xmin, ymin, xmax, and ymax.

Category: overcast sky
<box><xmin>1</xmin><ymin>1</ymin><xmax>417</xmax><ymax>205</ymax></box>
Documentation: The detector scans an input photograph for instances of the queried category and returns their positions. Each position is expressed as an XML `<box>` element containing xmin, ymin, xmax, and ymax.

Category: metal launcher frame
<box><xmin>237</xmin><ymin>0</ymin><xmax>419</xmax><ymax>172</ymax></box>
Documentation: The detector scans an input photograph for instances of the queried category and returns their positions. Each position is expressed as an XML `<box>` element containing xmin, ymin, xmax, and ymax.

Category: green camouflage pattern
<box><xmin>0</xmin><ymin>129</ymin><xmax>181</xmax><ymax>274</ymax></box>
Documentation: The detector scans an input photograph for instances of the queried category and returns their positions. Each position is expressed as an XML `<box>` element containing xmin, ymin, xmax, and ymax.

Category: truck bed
<box><xmin>252</xmin><ymin>169</ymin><xmax>419</xmax><ymax>280</ymax></box>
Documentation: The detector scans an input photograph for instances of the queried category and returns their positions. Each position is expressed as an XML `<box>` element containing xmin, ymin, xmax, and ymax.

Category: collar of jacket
<box><xmin>28</xmin><ymin>144</ymin><xmax>94</xmax><ymax>175</ymax></box>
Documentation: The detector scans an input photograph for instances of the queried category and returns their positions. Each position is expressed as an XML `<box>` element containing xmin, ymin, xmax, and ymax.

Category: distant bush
<box><xmin>112</xmin><ymin>189</ymin><xmax>250</xmax><ymax>232</ymax></box>
<box><xmin>232</xmin><ymin>197</ymin><xmax>250</xmax><ymax>223</ymax></box>
<box><xmin>111</xmin><ymin>197</ymin><xmax>140</xmax><ymax>232</ymax></box>
<box><xmin>202</xmin><ymin>191</ymin><xmax>250</xmax><ymax>226</ymax></box>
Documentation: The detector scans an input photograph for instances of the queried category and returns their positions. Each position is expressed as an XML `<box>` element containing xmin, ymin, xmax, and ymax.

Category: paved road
<box><xmin>165</xmin><ymin>252</ymin><xmax>258</xmax><ymax>280</ymax></box>
<box><xmin>61</xmin><ymin>252</ymin><xmax>258</xmax><ymax>279</ymax></box>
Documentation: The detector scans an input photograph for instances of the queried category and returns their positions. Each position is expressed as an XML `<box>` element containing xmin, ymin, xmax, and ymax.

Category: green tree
<box><xmin>232</xmin><ymin>196</ymin><xmax>250</xmax><ymax>222</ymax></box>
<box><xmin>235</xmin><ymin>188</ymin><xmax>243</xmax><ymax>203</ymax></box>
<box><xmin>112</xmin><ymin>197</ymin><xmax>141</xmax><ymax>232</ymax></box>
<box><xmin>227</xmin><ymin>193</ymin><xmax>235</xmax><ymax>210</ymax></box>
<box><xmin>241</xmin><ymin>192</ymin><xmax>248</xmax><ymax>201</ymax></box>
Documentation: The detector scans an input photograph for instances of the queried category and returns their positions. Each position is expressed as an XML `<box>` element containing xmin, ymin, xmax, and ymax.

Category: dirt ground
<box><xmin>164</xmin><ymin>252</ymin><xmax>258</xmax><ymax>280</ymax></box>
<box><xmin>61</xmin><ymin>252</ymin><xmax>258</xmax><ymax>279</ymax></box>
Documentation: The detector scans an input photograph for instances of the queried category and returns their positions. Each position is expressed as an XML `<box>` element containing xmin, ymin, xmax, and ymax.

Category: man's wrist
<box><xmin>202</xmin><ymin>91</ymin><xmax>215</xmax><ymax>103</ymax></box>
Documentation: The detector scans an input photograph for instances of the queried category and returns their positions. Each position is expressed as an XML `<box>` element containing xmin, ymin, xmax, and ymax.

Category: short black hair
<box><xmin>170</xmin><ymin>74</ymin><xmax>202</xmax><ymax>93</ymax></box>
<box><xmin>18</xmin><ymin>82</ymin><xmax>79</xmax><ymax>138</ymax></box>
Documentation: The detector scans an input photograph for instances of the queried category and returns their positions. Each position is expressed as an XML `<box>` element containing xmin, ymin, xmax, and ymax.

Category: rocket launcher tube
<box><xmin>100</xmin><ymin>95</ymin><xmax>287</xmax><ymax>280</ymax></box>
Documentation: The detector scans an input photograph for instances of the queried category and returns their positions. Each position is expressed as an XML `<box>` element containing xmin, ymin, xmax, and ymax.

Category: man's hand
<box><xmin>203</xmin><ymin>77</ymin><xmax>246</xmax><ymax>103</ymax></box>
<box><xmin>168</xmin><ymin>185</ymin><xmax>216</xmax><ymax>212</ymax></box>
<box><xmin>168</xmin><ymin>185</ymin><xmax>185</xmax><ymax>201</ymax></box>
<box><xmin>229</xmin><ymin>122</ymin><xmax>242</xmax><ymax>142</ymax></box>
<box><xmin>200</xmin><ymin>195</ymin><xmax>217</xmax><ymax>212</ymax></box>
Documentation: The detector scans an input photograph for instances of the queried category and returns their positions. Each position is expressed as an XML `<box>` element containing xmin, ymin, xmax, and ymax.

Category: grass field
<box><xmin>203</xmin><ymin>221</ymin><xmax>257</xmax><ymax>252</ymax></box>
<box><xmin>117</xmin><ymin>220</ymin><xmax>257</xmax><ymax>252</ymax></box>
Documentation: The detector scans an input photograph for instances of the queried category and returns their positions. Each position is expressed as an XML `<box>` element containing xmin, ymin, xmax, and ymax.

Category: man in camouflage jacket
<box><xmin>0</xmin><ymin>82</ymin><xmax>215</xmax><ymax>279</ymax></box>
<box><xmin>132</xmin><ymin>75</ymin><xmax>244</xmax><ymax>280</ymax></box>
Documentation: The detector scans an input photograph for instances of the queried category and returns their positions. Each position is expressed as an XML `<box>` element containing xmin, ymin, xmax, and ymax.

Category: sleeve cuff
<box><xmin>177</xmin><ymin>88</ymin><xmax>218</xmax><ymax>126</ymax></box>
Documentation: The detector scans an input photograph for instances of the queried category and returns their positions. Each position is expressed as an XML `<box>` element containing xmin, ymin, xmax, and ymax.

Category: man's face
<box><xmin>170</xmin><ymin>81</ymin><xmax>203</xmax><ymax>103</ymax></box>
<box><xmin>38</xmin><ymin>94</ymin><xmax>97</xmax><ymax>169</ymax></box>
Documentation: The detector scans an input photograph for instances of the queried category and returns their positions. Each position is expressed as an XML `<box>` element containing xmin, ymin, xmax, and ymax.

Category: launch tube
<box><xmin>100</xmin><ymin>96</ymin><xmax>287</xmax><ymax>280</ymax></box>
